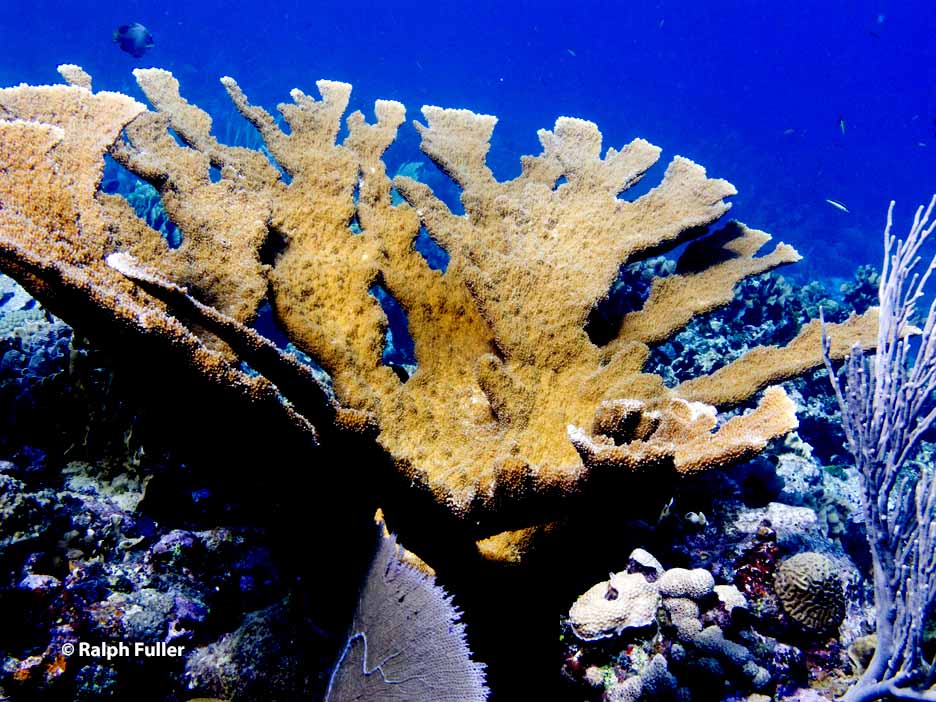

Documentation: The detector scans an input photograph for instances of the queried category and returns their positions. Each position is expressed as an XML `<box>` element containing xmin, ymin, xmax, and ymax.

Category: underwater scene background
<box><xmin>3</xmin><ymin>0</ymin><xmax>936</xmax><ymax>280</ymax></box>
<box><xmin>1</xmin><ymin>1</ymin><xmax>936</xmax><ymax>701</ymax></box>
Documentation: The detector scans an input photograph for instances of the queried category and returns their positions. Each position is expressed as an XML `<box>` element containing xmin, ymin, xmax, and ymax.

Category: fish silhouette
<box><xmin>113</xmin><ymin>23</ymin><xmax>154</xmax><ymax>58</ymax></box>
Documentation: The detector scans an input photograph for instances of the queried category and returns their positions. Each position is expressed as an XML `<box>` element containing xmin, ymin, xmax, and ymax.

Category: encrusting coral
<box><xmin>564</xmin><ymin>548</ymin><xmax>771</xmax><ymax>701</ymax></box>
<box><xmin>0</xmin><ymin>65</ymin><xmax>879</xmax><ymax>561</ymax></box>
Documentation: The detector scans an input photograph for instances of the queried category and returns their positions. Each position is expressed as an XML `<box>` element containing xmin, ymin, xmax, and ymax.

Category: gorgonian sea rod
<box><xmin>0</xmin><ymin>66</ymin><xmax>878</xmax><ymax>561</ymax></box>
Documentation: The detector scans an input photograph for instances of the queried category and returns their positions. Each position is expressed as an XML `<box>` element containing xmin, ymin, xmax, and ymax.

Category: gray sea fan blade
<box><xmin>325</xmin><ymin>531</ymin><xmax>489</xmax><ymax>702</ymax></box>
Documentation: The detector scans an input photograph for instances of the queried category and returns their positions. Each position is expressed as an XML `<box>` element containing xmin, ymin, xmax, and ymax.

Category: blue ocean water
<box><xmin>1</xmin><ymin>0</ymin><xmax>934</xmax><ymax>283</ymax></box>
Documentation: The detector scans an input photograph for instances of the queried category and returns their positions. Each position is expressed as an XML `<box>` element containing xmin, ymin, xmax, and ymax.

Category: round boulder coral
<box><xmin>774</xmin><ymin>552</ymin><xmax>845</xmax><ymax>634</ymax></box>
<box><xmin>658</xmin><ymin>567</ymin><xmax>715</xmax><ymax>599</ymax></box>
<box><xmin>569</xmin><ymin>572</ymin><xmax>660</xmax><ymax>641</ymax></box>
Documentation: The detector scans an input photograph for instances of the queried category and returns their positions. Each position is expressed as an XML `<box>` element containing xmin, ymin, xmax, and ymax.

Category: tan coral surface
<box><xmin>0</xmin><ymin>66</ymin><xmax>879</xmax><ymax>561</ymax></box>
<box><xmin>570</xmin><ymin>571</ymin><xmax>661</xmax><ymax>641</ymax></box>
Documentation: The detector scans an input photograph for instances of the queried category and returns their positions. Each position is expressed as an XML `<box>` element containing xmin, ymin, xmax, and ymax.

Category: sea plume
<box><xmin>823</xmin><ymin>196</ymin><xmax>936</xmax><ymax>702</ymax></box>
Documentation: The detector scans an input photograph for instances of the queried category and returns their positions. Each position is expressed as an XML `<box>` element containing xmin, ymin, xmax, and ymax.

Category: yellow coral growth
<box><xmin>0</xmin><ymin>67</ymin><xmax>878</xmax><ymax>561</ymax></box>
<box><xmin>0</xmin><ymin>74</ymin><xmax>336</xmax><ymax>442</ymax></box>
<box><xmin>569</xmin><ymin>386</ymin><xmax>798</xmax><ymax>476</ymax></box>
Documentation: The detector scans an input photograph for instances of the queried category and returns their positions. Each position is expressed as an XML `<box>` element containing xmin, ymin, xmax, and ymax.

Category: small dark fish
<box><xmin>113</xmin><ymin>22</ymin><xmax>154</xmax><ymax>58</ymax></box>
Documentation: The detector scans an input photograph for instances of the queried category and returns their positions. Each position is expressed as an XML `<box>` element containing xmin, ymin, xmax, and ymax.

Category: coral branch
<box><xmin>0</xmin><ymin>67</ymin><xmax>884</xmax><ymax>562</ymax></box>
<box><xmin>612</xmin><ymin>222</ymin><xmax>801</xmax><ymax>346</ymax></box>
<box><xmin>679</xmin><ymin>310</ymin><xmax>880</xmax><ymax>406</ymax></box>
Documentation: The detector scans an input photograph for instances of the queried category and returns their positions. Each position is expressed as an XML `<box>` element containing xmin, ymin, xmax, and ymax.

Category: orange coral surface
<box><xmin>0</xmin><ymin>67</ymin><xmax>879</xmax><ymax>561</ymax></box>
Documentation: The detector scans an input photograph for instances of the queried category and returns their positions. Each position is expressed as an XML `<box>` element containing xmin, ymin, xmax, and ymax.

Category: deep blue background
<box><xmin>2</xmin><ymin>0</ymin><xmax>935</xmax><ymax>283</ymax></box>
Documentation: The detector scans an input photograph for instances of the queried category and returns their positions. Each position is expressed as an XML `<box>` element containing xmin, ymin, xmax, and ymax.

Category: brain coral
<box><xmin>774</xmin><ymin>552</ymin><xmax>845</xmax><ymax>633</ymax></box>
<box><xmin>0</xmin><ymin>66</ymin><xmax>880</xmax><ymax>562</ymax></box>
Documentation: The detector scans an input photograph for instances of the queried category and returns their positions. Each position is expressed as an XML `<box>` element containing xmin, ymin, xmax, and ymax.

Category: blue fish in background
<box><xmin>113</xmin><ymin>22</ymin><xmax>154</xmax><ymax>58</ymax></box>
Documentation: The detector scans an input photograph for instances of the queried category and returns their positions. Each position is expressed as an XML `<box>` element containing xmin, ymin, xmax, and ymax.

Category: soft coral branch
<box><xmin>823</xmin><ymin>195</ymin><xmax>936</xmax><ymax>702</ymax></box>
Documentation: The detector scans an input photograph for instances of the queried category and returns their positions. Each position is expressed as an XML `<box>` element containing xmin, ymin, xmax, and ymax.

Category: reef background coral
<box><xmin>3</xmin><ymin>1</ymin><xmax>934</xmax><ymax>280</ymax></box>
<box><xmin>2</xmin><ymin>3</ymin><xmax>936</xmax><ymax>700</ymax></box>
<box><xmin>0</xmin><ymin>68</ymin><xmax>881</xmax><ymax>560</ymax></box>
<box><xmin>0</xmin><ymin>237</ymin><xmax>897</xmax><ymax>702</ymax></box>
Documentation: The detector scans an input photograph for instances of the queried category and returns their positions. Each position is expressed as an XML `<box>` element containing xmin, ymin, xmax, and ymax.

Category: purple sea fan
<box><xmin>822</xmin><ymin>195</ymin><xmax>936</xmax><ymax>702</ymax></box>
<box><xmin>325</xmin><ymin>528</ymin><xmax>489</xmax><ymax>702</ymax></box>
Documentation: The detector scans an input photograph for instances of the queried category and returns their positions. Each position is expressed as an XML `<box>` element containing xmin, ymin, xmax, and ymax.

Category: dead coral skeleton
<box><xmin>0</xmin><ymin>65</ymin><xmax>879</xmax><ymax>561</ymax></box>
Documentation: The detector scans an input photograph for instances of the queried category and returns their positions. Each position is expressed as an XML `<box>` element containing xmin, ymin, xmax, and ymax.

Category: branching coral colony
<box><xmin>0</xmin><ymin>65</ymin><xmax>878</xmax><ymax>564</ymax></box>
